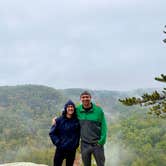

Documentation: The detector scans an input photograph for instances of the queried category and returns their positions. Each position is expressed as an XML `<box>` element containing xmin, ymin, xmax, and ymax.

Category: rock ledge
<box><xmin>0</xmin><ymin>162</ymin><xmax>48</xmax><ymax>166</ymax></box>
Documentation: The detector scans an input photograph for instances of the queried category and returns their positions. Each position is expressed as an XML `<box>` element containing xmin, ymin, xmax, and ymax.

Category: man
<box><xmin>77</xmin><ymin>91</ymin><xmax>107</xmax><ymax>166</ymax></box>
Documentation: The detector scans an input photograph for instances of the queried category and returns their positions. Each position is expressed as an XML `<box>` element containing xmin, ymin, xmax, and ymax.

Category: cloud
<box><xmin>0</xmin><ymin>0</ymin><xmax>165</xmax><ymax>90</ymax></box>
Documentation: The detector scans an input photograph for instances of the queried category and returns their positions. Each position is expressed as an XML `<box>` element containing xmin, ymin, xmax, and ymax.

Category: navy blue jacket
<box><xmin>49</xmin><ymin>115</ymin><xmax>80</xmax><ymax>150</ymax></box>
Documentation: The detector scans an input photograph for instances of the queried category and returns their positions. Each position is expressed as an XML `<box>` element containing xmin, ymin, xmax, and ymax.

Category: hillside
<box><xmin>0</xmin><ymin>85</ymin><xmax>129</xmax><ymax>165</ymax></box>
<box><xmin>0</xmin><ymin>85</ymin><xmax>165</xmax><ymax>166</ymax></box>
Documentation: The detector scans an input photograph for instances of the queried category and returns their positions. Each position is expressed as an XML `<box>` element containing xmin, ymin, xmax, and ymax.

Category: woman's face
<box><xmin>66</xmin><ymin>105</ymin><xmax>75</xmax><ymax>115</ymax></box>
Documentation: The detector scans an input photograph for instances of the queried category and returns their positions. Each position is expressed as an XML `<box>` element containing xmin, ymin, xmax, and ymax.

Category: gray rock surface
<box><xmin>0</xmin><ymin>162</ymin><xmax>48</xmax><ymax>166</ymax></box>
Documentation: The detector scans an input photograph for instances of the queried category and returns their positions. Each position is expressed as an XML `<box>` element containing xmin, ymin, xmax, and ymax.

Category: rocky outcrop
<box><xmin>0</xmin><ymin>162</ymin><xmax>48</xmax><ymax>166</ymax></box>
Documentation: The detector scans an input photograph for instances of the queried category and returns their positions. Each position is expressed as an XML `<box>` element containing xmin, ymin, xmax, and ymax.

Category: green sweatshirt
<box><xmin>76</xmin><ymin>103</ymin><xmax>107</xmax><ymax>145</ymax></box>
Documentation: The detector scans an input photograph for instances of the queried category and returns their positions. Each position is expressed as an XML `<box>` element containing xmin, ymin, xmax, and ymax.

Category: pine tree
<box><xmin>163</xmin><ymin>25</ymin><xmax>166</xmax><ymax>43</ymax></box>
<box><xmin>119</xmin><ymin>74</ymin><xmax>166</xmax><ymax>117</ymax></box>
<box><xmin>119</xmin><ymin>26</ymin><xmax>166</xmax><ymax>118</ymax></box>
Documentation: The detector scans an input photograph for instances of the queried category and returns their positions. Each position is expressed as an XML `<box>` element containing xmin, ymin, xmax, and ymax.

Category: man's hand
<box><xmin>52</xmin><ymin>116</ymin><xmax>57</xmax><ymax>125</ymax></box>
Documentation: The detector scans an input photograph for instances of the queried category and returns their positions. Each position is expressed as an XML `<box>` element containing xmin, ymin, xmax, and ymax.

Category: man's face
<box><xmin>80</xmin><ymin>94</ymin><xmax>91</xmax><ymax>107</ymax></box>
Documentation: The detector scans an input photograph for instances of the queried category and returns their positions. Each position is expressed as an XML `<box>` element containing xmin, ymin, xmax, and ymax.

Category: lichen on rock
<box><xmin>0</xmin><ymin>162</ymin><xmax>48</xmax><ymax>166</ymax></box>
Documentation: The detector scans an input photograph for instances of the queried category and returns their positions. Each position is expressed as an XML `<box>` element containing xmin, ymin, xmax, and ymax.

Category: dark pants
<box><xmin>81</xmin><ymin>141</ymin><xmax>105</xmax><ymax>166</ymax></box>
<box><xmin>54</xmin><ymin>148</ymin><xmax>76</xmax><ymax>166</ymax></box>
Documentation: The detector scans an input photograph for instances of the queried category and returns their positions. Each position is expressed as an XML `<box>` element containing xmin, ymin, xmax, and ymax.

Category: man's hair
<box><xmin>80</xmin><ymin>91</ymin><xmax>91</xmax><ymax>98</ymax></box>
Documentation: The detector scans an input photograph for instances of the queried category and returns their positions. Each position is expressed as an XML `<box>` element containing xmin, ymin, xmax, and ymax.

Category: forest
<box><xmin>0</xmin><ymin>85</ymin><xmax>165</xmax><ymax>166</ymax></box>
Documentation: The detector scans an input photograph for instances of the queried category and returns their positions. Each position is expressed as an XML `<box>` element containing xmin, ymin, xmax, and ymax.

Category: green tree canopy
<box><xmin>119</xmin><ymin>74</ymin><xmax>166</xmax><ymax>117</ymax></box>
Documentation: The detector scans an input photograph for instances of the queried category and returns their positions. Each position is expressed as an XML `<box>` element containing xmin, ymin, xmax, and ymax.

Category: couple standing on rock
<box><xmin>49</xmin><ymin>91</ymin><xmax>107</xmax><ymax>166</ymax></box>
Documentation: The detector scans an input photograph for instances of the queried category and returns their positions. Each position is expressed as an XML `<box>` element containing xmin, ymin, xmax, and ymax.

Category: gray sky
<box><xmin>0</xmin><ymin>0</ymin><xmax>166</xmax><ymax>91</ymax></box>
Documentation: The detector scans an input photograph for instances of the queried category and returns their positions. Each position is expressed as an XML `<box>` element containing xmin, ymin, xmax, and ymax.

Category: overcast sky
<box><xmin>0</xmin><ymin>0</ymin><xmax>166</xmax><ymax>91</ymax></box>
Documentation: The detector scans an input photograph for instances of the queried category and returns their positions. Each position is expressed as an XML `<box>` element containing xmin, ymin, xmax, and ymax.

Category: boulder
<box><xmin>0</xmin><ymin>162</ymin><xmax>48</xmax><ymax>166</ymax></box>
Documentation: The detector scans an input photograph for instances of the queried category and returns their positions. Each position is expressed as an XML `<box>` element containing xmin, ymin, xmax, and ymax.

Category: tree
<box><xmin>119</xmin><ymin>75</ymin><xmax>166</xmax><ymax>117</ymax></box>
<box><xmin>119</xmin><ymin>27</ymin><xmax>166</xmax><ymax>117</ymax></box>
<box><xmin>163</xmin><ymin>25</ymin><xmax>166</xmax><ymax>43</ymax></box>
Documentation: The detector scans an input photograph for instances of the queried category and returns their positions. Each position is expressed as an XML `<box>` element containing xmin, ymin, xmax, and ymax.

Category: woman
<box><xmin>49</xmin><ymin>100</ymin><xmax>80</xmax><ymax>166</ymax></box>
